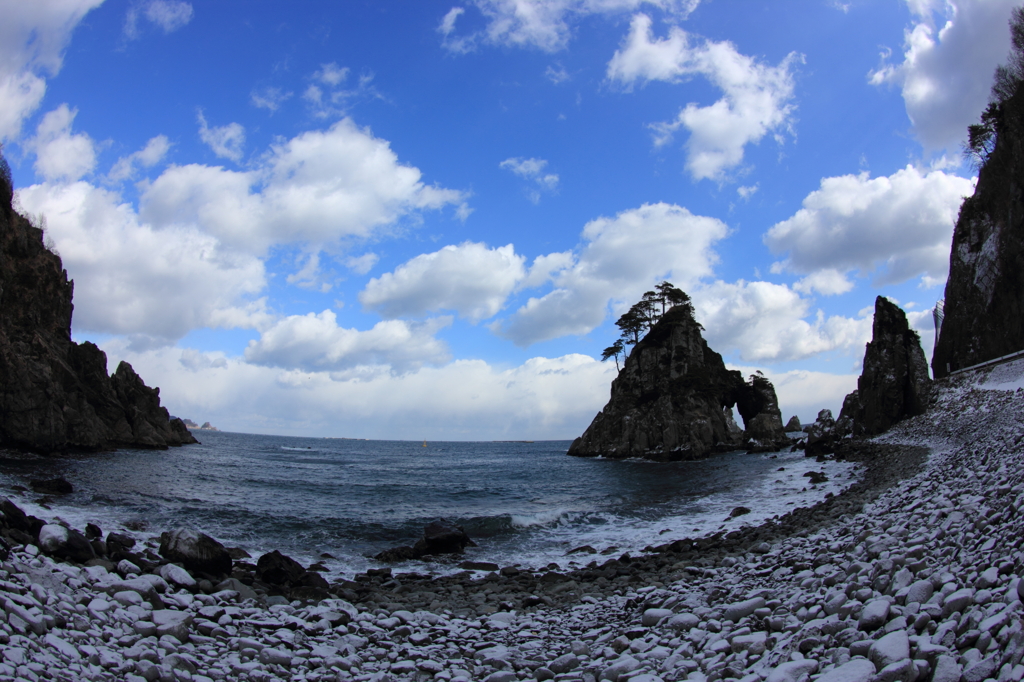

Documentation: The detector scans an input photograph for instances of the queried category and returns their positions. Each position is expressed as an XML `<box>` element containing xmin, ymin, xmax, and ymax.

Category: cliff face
<box><xmin>933</xmin><ymin>83</ymin><xmax>1024</xmax><ymax>377</ymax></box>
<box><xmin>0</xmin><ymin>167</ymin><xmax>196</xmax><ymax>452</ymax></box>
<box><xmin>568</xmin><ymin>306</ymin><xmax>787</xmax><ymax>461</ymax></box>
<box><xmin>840</xmin><ymin>297</ymin><xmax>931</xmax><ymax>437</ymax></box>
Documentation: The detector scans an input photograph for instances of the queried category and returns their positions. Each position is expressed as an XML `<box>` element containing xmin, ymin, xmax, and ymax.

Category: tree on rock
<box><xmin>601</xmin><ymin>339</ymin><xmax>625</xmax><ymax>371</ymax></box>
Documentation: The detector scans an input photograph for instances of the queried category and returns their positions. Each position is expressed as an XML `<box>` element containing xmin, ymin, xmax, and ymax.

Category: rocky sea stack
<box><xmin>839</xmin><ymin>296</ymin><xmax>932</xmax><ymax>438</ymax></box>
<box><xmin>0</xmin><ymin>156</ymin><xmax>196</xmax><ymax>453</ymax></box>
<box><xmin>568</xmin><ymin>303</ymin><xmax>787</xmax><ymax>461</ymax></box>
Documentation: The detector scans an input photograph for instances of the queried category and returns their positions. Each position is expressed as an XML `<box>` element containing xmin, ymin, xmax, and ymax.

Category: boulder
<box><xmin>158</xmin><ymin>528</ymin><xmax>232</xmax><ymax>576</ymax></box>
<box><xmin>376</xmin><ymin>519</ymin><xmax>476</xmax><ymax>562</ymax></box>
<box><xmin>30</xmin><ymin>476</ymin><xmax>73</xmax><ymax>495</ymax></box>
<box><xmin>840</xmin><ymin>297</ymin><xmax>931</xmax><ymax>436</ymax></box>
<box><xmin>784</xmin><ymin>415</ymin><xmax>801</xmax><ymax>431</ymax></box>
<box><xmin>37</xmin><ymin>524</ymin><xmax>95</xmax><ymax>563</ymax></box>
<box><xmin>804</xmin><ymin>409</ymin><xmax>838</xmax><ymax>457</ymax></box>
<box><xmin>256</xmin><ymin>550</ymin><xmax>306</xmax><ymax>586</ymax></box>
<box><xmin>414</xmin><ymin>519</ymin><xmax>475</xmax><ymax>556</ymax></box>
<box><xmin>568</xmin><ymin>303</ymin><xmax>780</xmax><ymax>461</ymax></box>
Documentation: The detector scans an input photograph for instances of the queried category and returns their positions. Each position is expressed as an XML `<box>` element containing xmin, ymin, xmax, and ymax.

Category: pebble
<box><xmin>1</xmin><ymin>362</ymin><xmax>1024</xmax><ymax>681</ymax></box>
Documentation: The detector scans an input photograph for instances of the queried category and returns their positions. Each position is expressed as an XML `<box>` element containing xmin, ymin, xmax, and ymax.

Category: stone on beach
<box><xmin>158</xmin><ymin>528</ymin><xmax>232</xmax><ymax>576</ymax></box>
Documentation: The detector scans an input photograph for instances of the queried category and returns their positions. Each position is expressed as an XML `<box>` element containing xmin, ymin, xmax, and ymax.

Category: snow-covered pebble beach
<box><xmin>2</xmin><ymin>361</ymin><xmax>1024</xmax><ymax>682</ymax></box>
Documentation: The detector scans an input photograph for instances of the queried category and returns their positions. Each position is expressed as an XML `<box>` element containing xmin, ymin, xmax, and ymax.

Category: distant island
<box><xmin>178</xmin><ymin>418</ymin><xmax>219</xmax><ymax>431</ymax></box>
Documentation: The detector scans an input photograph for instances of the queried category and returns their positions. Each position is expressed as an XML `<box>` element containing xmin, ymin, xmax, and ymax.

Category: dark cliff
<box><xmin>933</xmin><ymin>76</ymin><xmax>1024</xmax><ymax>377</ymax></box>
<box><xmin>568</xmin><ymin>305</ymin><xmax>787</xmax><ymax>461</ymax></box>
<box><xmin>840</xmin><ymin>297</ymin><xmax>930</xmax><ymax>437</ymax></box>
<box><xmin>0</xmin><ymin>159</ymin><xmax>196</xmax><ymax>452</ymax></box>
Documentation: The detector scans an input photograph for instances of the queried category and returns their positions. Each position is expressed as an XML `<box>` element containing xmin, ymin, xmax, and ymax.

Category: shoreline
<box><xmin>0</xmin><ymin>361</ymin><xmax>1022</xmax><ymax>681</ymax></box>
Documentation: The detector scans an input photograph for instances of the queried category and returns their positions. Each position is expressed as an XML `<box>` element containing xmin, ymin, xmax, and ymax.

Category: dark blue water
<box><xmin>0</xmin><ymin>432</ymin><xmax>857</xmax><ymax>576</ymax></box>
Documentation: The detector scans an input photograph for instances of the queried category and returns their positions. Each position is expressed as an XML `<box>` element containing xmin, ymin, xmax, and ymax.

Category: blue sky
<box><xmin>1</xmin><ymin>0</ymin><xmax>1012</xmax><ymax>438</ymax></box>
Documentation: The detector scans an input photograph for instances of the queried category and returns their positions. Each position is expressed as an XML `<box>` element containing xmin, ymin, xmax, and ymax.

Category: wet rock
<box><xmin>415</xmin><ymin>519</ymin><xmax>476</xmax><ymax>555</ymax></box>
<box><xmin>256</xmin><ymin>549</ymin><xmax>306</xmax><ymax>585</ymax></box>
<box><xmin>158</xmin><ymin>528</ymin><xmax>232</xmax><ymax>576</ymax></box>
<box><xmin>30</xmin><ymin>476</ymin><xmax>73</xmax><ymax>495</ymax></box>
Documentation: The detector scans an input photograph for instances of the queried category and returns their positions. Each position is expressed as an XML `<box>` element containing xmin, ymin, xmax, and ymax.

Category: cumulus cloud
<box><xmin>441</xmin><ymin>0</ymin><xmax>701</xmax><ymax>53</ymax></box>
<box><xmin>16</xmin><ymin>181</ymin><xmax>269</xmax><ymax>344</ymax></box>
<box><xmin>106</xmin><ymin>342</ymin><xmax>617</xmax><ymax>440</ymax></box>
<box><xmin>869</xmin><ymin>0</ymin><xmax>1018</xmax><ymax>152</ymax></box>
<box><xmin>764</xmin><ymin>166</ymin><xmax>975</xmax><ymax>288</ymax></box>
<box><xmin>500</xmin><ymin>156</ymin><xmax>559</xmax><ymax>202</ymax></box>
<box><xmin>361</xmin><ymin>242</ymin><xmax>526</xmax><ymax>322</ymax></box>
<box><xmin>793</xmin><ymin>269</ymin><xmax>853</xmax><ymax>297</ymax></box>
<box><xmin>0</xmin><ymin>0</ymin><xmax>102</xmax><ymax>141</ymax></box>
<box><xmin>109</xmin><ymin>135</ymin><xmax>171</xmax><ymax>181</ymax></box>
<box><xmin>125</xmin><ymin>0</ymin><xmax>194</xmax><ymax>40</ymax></box>
<box><xmin>608</xmin><ymin>13</ymin><xmax>800</xmax><ymax>181</ymax></box>
<box><xmin>497</xmin><ymin>202</ymin><xmax>728</xmax><ymax>345</ymax></box>
<box><xmin>694</xmin><ymin>280</ymin><xmax>873</xmax><ymax>363</ymax></box>
<box><xmin>27</xmin><ymin>105</ymin><xmax>96</xmax><ymax>182</ymax></box>
<box><xmin>244</xmin><ymin>311</ymin><xmax>451</xmax><ymax>374</ymax></box>
<box><xmin>140</xmin><ymin>117</ymin><xmax>468</xmax><ymax>254</ymax></box>
<box><xmin>345</xmin><ymin>252</ymin><xmax>379</xmax><ymax>275</ymax></box>
<box><xmin>197</xmin><ymin>111</ymin><xmax>245</xmax><ymax>162</ymax></box>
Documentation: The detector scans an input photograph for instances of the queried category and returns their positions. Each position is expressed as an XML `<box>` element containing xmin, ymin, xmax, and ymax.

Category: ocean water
<box><xmin>0</xmin><ymin>432</ymin><xmax>858</xmax><ymax>578</ymax></box>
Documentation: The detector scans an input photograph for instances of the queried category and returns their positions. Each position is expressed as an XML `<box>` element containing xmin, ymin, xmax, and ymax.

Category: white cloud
<box><xmin>0</xmin><ymin>0</ymin><xmax>103</xmax><ymax>141</ymax></box>
<box><xmin>545</xmin><ymin>64</ymin><xmax>571</xmax><ymax>83</ymax></box>
<box><xmin>27</xmin><ymin>105</ymin><xmax>96</xmax><ymax>182</ymax></box>
<box><xmin>244</xmin><ymin>311</ymin><xmax>452</xmax><ymax>374</ymax></box>
<box><xmin>345</xmin><ymin>252</ymin><xmax>379</xmax><ymax>275</ymax></box>
<box><xmin>694</xmin><ymin>280</ymin><xmax>873</xmax><ymax>363</ymax></box>
<box><xmin>793</xmin><ymin>269</ymin><xmax>854</xmax><ymax>296</ymax></box>
<box><xmin>360</xmin><ymin>242</ymin><xmax>526</xmax><ymax>322</ymax></box>
<box><xmin>285</xmin><ymin>251</ymin><xmax>330</xmax><ymax>291</ymax></box>
<box><xmin>250</xmin><ymin>86</ymin><xmax>292</xmax><ymax>113</ymax></box>
<box><xmin>16</xmin><ymin>180</ymin><xmax>269</xmax><ymax>344</ymax></box>
<box><xmin>197</xmin><ymin>111</ymin><xmax>245</xmax><ymax>163</ymax></box>
<box><xmin>608</xmin><ymin>13</ymin><xmax>800</xmax><ymax>181</ymax></box>
<box><xmin>736</xmin><ymin>184</ymin><xmax>758</xmax><ymax>200</ymax></box>
<box><xmin>105</xmin><ymin>343</ymin><xmax>617</xmax><ymax>440</ymax></box>
<box><xmin>497</xmin><ymin>202</ymin><xmax>727</xmax><ymax>345</ymax></box>
<box><xmin>314</xmin><ymin>62</ymin><xmax>350</xmax><ymax>87</ymax></box>
<box><xmin>109</xmin><ymin>135</ymin><xmax>171</xmax><ymax>181</ymax></box>
<box><xmin>441</xmin><ymin>0</ymin><xmax>701</xmax><ymax>53</ymax></box>
<box><xmin>125</xmin><ymin>0</ymin><xmax>194</xmax><ymax>39</ymax></box>
<box><xmin>500</xmin><ymin>156</ymin><xmax>560</xmax><ymax>202</ymax></box>
<box><xmin>302</xmin><ymin>66</ymin><xmax>380</xmax><ymax>119</ymax></box>
<box><xmin>140</xmin><ymin>117</ymin><xmax>468</xmax><ymax>254</ymax></box>
<box><xmin>869</xmin><ymin>0</ymin><xmax>1018</xmax><ymax>151</ymax></box>
<box><xmin>764</xmin><ymin>166</ymin><xmax>975</xmax><ymax>287</ymax></box>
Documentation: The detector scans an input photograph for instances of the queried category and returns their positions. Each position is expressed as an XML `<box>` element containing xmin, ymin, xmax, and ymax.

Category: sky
<box><xmin>0</xmin><ymin>0</ymin><xmax>1013</xmax><ymax>440</ymax></box>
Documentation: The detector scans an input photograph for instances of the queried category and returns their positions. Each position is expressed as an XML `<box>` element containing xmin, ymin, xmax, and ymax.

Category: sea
<box><xmin>0</xmin><ymin>432</ymin><xmax>858</xmax><ymax>579</ymax></box>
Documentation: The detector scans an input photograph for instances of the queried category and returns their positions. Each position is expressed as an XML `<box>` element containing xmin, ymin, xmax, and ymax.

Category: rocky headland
<box><xmin>932</xmin><ymin>61</ymin><xmax>1024</xmax><ymax>378</ymax></box>
<box><xmin>568</xmin><ymin>305</ymin><xmax>788</xmax><ymax>461</ymax></box>
<box><xmin>0</xmin><ymin>158</ymin><xmax>194</xmax><ymax>453</ymax></box>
